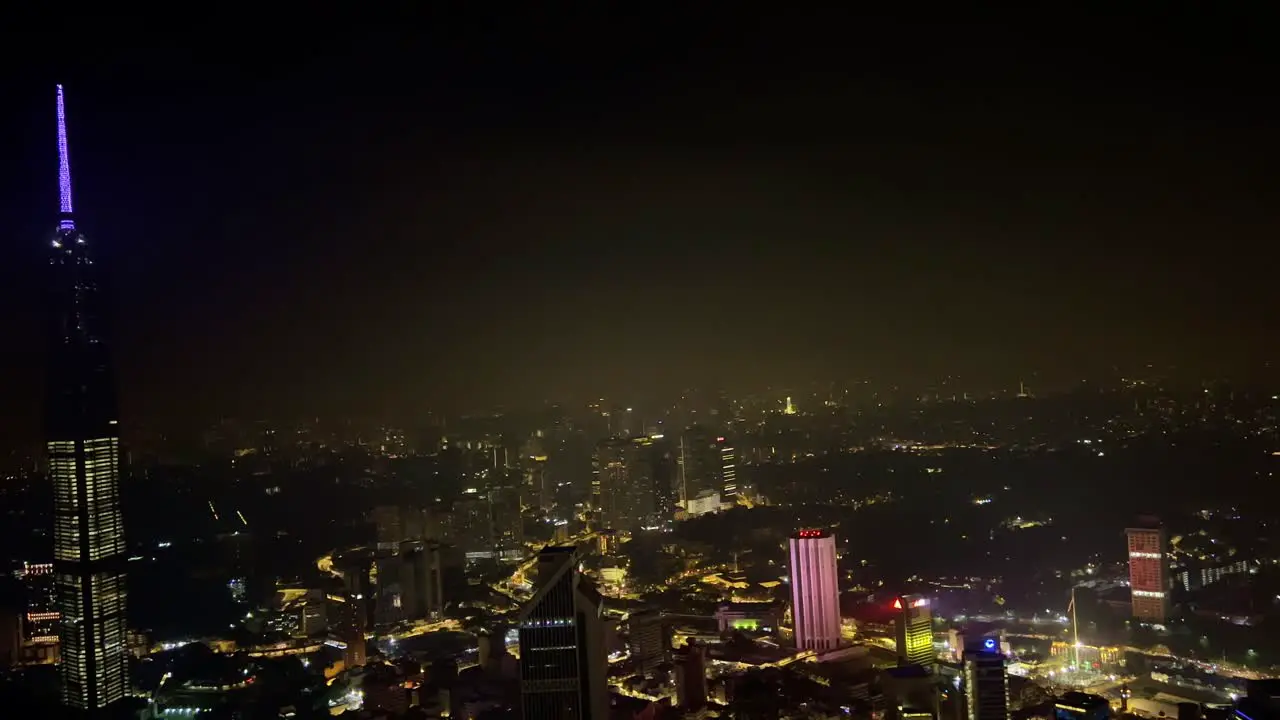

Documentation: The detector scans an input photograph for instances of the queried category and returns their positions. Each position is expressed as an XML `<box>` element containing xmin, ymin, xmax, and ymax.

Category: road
<box><xmin>495</xmin><ymin>530</ymin><xmax>601</xmax><ymax>605</ymax></box>
<box><xmin>385</xmin><ymin>618</ymin><xmax>462</xmax><ymax>641</ymax></box>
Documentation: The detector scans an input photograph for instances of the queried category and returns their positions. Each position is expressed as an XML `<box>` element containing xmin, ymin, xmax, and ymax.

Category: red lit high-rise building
<box><xmin>788</xmin><ymin>529</ymin><xmax>841</xmax><ymax>651</ymax></box>
<box><xmin>1126</xmin><ymin>519</ymin><xmax>1169</xmax><ymax>623</ymax></box>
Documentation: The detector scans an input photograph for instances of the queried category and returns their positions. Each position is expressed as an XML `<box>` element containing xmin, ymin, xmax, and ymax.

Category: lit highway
<box><xmin>494</xmin><ymin>530</ymin><xmax>600</xmax><ymax>604</ymax></box>
<box><xmin>385</xmin><ymin>618</ymin><xmax>462</xmax><ymax>641</ymax></box>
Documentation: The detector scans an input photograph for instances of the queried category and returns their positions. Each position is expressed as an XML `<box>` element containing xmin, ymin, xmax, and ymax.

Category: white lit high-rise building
<box><xmin>719</xmin><ymin>439</ymin><xmax>738</xmax><ymax>501</ymax></box>
<box><xmin>788</xmin><ymin>529</ymin><xmax>841</xmax><ymax>651</ymax></box>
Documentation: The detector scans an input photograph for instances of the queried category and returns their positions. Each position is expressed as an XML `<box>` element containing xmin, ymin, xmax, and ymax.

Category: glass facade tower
<box><xmin>45</xmin><ymin>84</ymin><xmax>129</xmax><ymax>712</ymax></box>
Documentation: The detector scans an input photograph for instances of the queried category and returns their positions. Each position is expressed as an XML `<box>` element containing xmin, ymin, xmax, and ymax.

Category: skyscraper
<box><xmin>964</xmin><ymin>642</ymin><xmax>1010</xmax><ymax>720</ymax></box>
<box><xmin>328</xmin><ymin>592</ymin><xmax>366</xmax><ymax>671</ymax></box>
<box><xmin>788</xmin><ymin>529</ymin><xmax>841</xmax><ymax>651</ymax></box>
<box><xmin>894</xmin><ymin>594</ymin><xmax>935</xmax><ymax>669</ymax></box>
<box><xmin>647</xmin><ymin>436</ymin><xmax>678</xmax><ymax>526</ymax></box>
<box><xmin>677</xmin><ymin>426</ymin><xmax>715</xmax><ymax>504</ymax></box>
<box><xmin>628</xmin><ymin>608</ymin><xmax>668</xmax><ymax>676</ymax></box>
<box><xmin>490</xmin><ymin>479</ymin><xmax>525</xmax><ymax>558</ymax></box>
<box><xmin>674</xmin><ymin>641</ymin><xmax>708</xmax><ymax>711</ymax></box>
<box><xmin>45</xmin><ymin>84</ymin><xmax>129</xmax><ymax>712</ymax></box>
<box><xmin>593</xmin><ymin>437</ymin><xmax>663</xmax><ymax>530</ymax></box>
<box><xmin>679</xmin><ymin>428</ymin><xmax>739</xmax><ymax>507</ymax></box>
<box><xmin>452</xmin><ymin>492</ymin><xmax>494</xmax><ymax>556</ymax></box>
<box><xmin>519</xmin><ymin>546</ymin><xmax>607</xmax><ymax>720</ymax></box>
<box><xmin>718</xmin><ymin>438</ymin><xmax>738</xmax><ymax>501</ymax></box>
<box><xmin>521</xmin><ymin>433</ymin><xmax>554</xmax><ymax>512</ymax></box>
<box><xmin>400</xmin><ymin>543</ymin><xmax>446</xmax><ymax>620</ymax></box>
<box><xmin>1126</xmin><ymin>519</ymin><xmax>1169</xmax><ymax>623</ymax></box>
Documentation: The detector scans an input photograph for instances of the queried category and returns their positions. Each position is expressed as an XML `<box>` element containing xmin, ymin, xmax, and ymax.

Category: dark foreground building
<box><xmin>519</xmin><ymin>546</ymin><xmax>606</xmax><ymax>720</ymax></box>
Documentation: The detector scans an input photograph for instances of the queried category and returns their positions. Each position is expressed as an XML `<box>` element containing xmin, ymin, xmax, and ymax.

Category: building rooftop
<box><xmin>885</xmin><ymin>664</ymin><xmax>934</xmax><ymax>680</ymax></box>
<box><xmin>1057</xmin><ymin>692</ymin><xmax>1110</xmax><ymax>712</ymax></box>
<box><xmin>539</xmin><ymin>545</ymin><xmax>577</xmax><ymax>555</ymax></box>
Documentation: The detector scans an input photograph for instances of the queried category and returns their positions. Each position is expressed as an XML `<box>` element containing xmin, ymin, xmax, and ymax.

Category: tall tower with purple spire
<box><xmin>45</xmin><ymin>84</ymin><xmax>129</xmax><ymax>712</ymax></box>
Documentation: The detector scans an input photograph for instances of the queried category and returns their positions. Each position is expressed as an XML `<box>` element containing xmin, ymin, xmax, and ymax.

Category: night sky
<box><xmin>0</xmin><ymin>9</ymin><xmax>1277</xmax><ymax>442</ymax></box>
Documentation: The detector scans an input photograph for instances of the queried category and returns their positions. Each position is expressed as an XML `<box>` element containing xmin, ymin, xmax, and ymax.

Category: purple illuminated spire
<box><xmin>56</xmin><ymin>84</ymin><xmax>75</xmax><ymax>230</ymax></box>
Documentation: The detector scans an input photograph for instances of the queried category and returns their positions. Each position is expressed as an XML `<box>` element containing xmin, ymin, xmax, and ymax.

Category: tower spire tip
<box><xmin>56</xmin><ymin>84</ymin><xmax>74</xmax><ymax>229</ymax></box>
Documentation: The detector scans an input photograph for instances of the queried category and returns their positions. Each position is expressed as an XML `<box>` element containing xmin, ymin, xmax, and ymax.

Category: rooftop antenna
<box><xmin>1070</xmin><ymin>585</ymin><xmax>1081</xmax><ymax>669</ymax></box>
<box><xmin>56</xmin><ymin>84</ymin><xmax>75</xmax><ymax>230</ymax></box>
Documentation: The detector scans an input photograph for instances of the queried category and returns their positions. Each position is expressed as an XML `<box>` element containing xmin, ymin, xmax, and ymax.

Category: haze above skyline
<box><xmin>0</xmin><ymin>9</ymin><xmax>1276</xmax><ymax>440</ymax></box>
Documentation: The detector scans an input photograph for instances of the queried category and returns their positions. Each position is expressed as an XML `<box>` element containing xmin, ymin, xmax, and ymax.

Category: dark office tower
<box><xmin>963</xmin><ymin>645</ymin><xmax>1010</xmax><ymax>720</ymax></box>
<box><xmin>521</xmin><ymin>433</ymin><xmax>554</xmax><ymax>512</ymax></box>
<box><xmin>490</xmin><ymin>481</ymin><xmax>525</xmax><ymax>558</ymax></box>
<box><xmin>895</xmin><ymin>595</ymin><xmax>935</xmax><ymax>669</ymax></box>
<box><xmin>675</xmin><ymin>641</ymin><xmax>708</xmax><ymax>711</ymax></box>
<box><xmin>341</xmin><ymin>560</ymin><xmax>376</xmax><ymax>630</ymax></box>
<box><xmin>593</xmin><ymin>437</ymin><xmax>653</xmax><ymax>530</ymax></box>
<box><xmin>452</xmin><ymin>493</ymin><xmax>495</xmax><ymax>556</ymax></box>
<box><xmin>678</xmin><ymin>427</ymin><xmax>711</xmax><ymax>505</ymax></box>
<box><xmin>884</xmin><ymin>665</ymin><xmax>941</xmax><ymax>720</ymax></box>
<box><xmin>628</xmin><ymin>608</ymin><xmax>668</xmax><ymax>675</ymax></box>
<box><xmin>646</xmin><ymin>436</ymin><xmax>678</xmax><ymax>526</ymax></box>
<box><xmin>372</xmin><ymin>553</ymin><xmax>407</xmax><ymax>626</ymax></box>
<box><xmin>519</xmin><ymin>546</ymin><xmax>607</xmax><ymax>720</ymax></box>
<box><xmin>678</xmin><ymin>428</ymin><xmax>736</xmax><ymax>506</ymax></box>
<box><xmin>593</xmin><ymin>438</ymin><xmax>627</xmax><ymax>530</ymax></box>
<box><xmin>400</xmin><ymin>544</ymin><xmax>445</xmax><ymax>620</ymax></box>
<box><xmin>328</xmin><ymin>592</ymin><xmax>367</xmax><ymax>670</ymax></box>
<box><xmin>1126</xmin><ymin>517</ymin><xmax>1169</xmax><ymax>623</ymax></box>
<box><xmin>549</xmin><ymin>430</ymin><xmax>594</xmax><ymax>508</ymax></box>
<box><xmin>44</xmin><ymin>85</ymin><xmax>128</xmax><ymax>713</ymax></box>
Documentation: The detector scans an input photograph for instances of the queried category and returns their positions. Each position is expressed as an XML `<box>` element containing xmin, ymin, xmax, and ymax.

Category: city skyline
<box><xmin>0</xmin><ymin>10</ymin><xmax>1278</xmax><ymax>720</ymax></box>
<box><xmin>0</xmin><ymin>10</ymin><xmax>1277</xmax><ymax>441</ymax></box>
